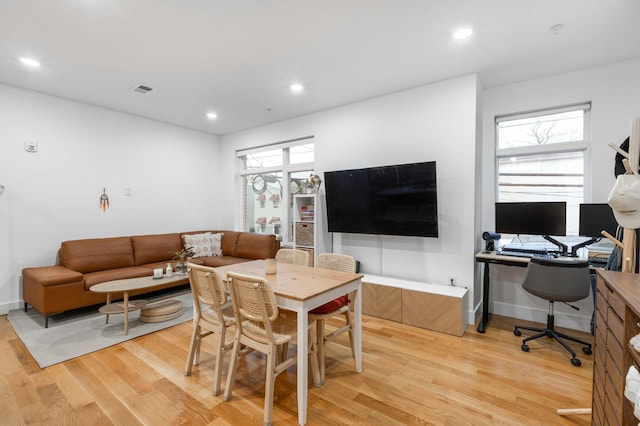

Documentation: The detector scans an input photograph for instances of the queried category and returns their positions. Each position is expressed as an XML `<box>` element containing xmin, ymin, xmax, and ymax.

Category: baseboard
<box><xmin>0</xmin><ymin>299</ymin><xmax>23</xmax><ymax>316</ymax></box>
<box><xmin>491</xmin><ymin>301</ymin><xmax>592</xmax><ymax>333</ymax></box>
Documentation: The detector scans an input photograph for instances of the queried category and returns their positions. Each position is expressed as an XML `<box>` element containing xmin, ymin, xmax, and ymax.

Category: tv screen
<box><xmin>579</xmin><ymin>203</ymin><xmax>619</xmax><ymax>238</ymax></box>
<box><xmin>324</xmin><ymin>161</ymin><xmax>438</xmax><ymax>237</ymax></box>
<box><xmin>495</xmin><ymin>202</ymin><xmax>566</xmax><ymax>236</ymax></box>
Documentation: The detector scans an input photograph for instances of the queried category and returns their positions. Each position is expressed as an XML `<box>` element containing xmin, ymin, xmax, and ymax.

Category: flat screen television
<box><xmin>324</xmin><ymin>161</ymin><xmax>438</xmax><ymax>237</ymax></box>
<box><xmin>495</xmin><ymin>201</ymin><xmax>567</xmax><ymax>236</ymax></box>
<box><xmin>579</xmin><ymin>203</ymin><xmax>619</xmax><ymax>238</ymax></box>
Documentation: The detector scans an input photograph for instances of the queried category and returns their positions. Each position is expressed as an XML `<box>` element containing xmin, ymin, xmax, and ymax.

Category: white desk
<box><xmin>214</xmin><ymin>260</ymin><xmax>363</xmax><ymax>426</ymax></box>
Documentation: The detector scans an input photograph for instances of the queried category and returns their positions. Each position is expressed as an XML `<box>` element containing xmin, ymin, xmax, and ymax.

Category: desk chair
<box><xmin>184</xmin><ymin>263</ymin><xmax>235</xmax><ymax>395</ymax></box>
<box><xmin>514</xmin><ymin>257</ymin><xmax>592</xmax><ymax>367</ymax></box>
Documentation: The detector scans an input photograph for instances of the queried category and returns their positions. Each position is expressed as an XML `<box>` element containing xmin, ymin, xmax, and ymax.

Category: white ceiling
<box><xmin>1</xmin><ymin>0</ymin><xmax>639</xmax><ymax>136</ymax></box>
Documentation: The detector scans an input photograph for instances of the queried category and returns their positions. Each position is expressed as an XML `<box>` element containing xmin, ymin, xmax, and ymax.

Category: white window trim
<box><xmin>236</xmin><ymin>138</ymin><xmax>315</xmax><ymax>242</ymax></box>
<box><xmin>494</xmin><ymin>103</ymin><xmax>592</xmax><ymax>232</ymax></box>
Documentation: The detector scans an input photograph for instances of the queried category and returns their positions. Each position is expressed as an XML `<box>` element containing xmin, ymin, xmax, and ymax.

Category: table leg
<box><xmin>123</xmin><ymin>291</ymin><xmax>129</xmax><ymax>335</ymax></box>
<box><xmin>353</xmin><ymin>281</ymin><xmax>362</xmax><ymax>372</ymax></box>
<box><xmin>296</xmin><ymin>308</ymin><xmax>308</xmax><ymax>425</ymax></box>
<box><xmin>477</xmin><ymin>262</ymin><xmax>491</xmax><ymax>333</ymax></box>
<box><xmin>105</xmin><ymin>293</ymin><xmax>111</xmax><ymax>324</ymax></box>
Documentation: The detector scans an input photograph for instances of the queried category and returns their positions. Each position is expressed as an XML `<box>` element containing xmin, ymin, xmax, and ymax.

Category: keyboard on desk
<box><xmin>497</xmin><ymin>250</ymin><xmax>557</xmax><ymax>259</ymax></box>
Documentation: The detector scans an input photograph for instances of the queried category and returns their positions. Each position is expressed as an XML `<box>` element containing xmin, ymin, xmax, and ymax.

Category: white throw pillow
<box><xmin>211</xmin><ymin>232</ymin><xmax>223</xmax><ymax>256</ymax></box>
<box><xmin>182</xmin><ymin>233</ymin><xmax>214</xmax><ymax>258</ymax></box>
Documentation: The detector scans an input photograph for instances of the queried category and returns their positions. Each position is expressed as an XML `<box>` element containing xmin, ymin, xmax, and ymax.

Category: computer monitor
<box><xmin>579</xmin><ymin>203</ymin><xmax>619</xmax><ymax>238</ymax></box>
<box><xmin>495</xmin><ymin>202</ymin><xmax>567</xmax><ymax>236</ymax></box>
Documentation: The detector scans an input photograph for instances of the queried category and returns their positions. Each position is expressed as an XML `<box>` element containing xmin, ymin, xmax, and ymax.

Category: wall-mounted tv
<box><xmin>324</xmin><ymin>161</ymin><xmax>438</xmax><ymax>237</ymax></box>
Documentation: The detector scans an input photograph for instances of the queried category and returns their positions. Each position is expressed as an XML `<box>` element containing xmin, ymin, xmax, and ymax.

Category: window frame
<box><xmin>494</xmin><ymin>103</ymin><xmax>592</xmax><ymax>236</ymax></box>
<box><xmin>237</xmin><ymin>137</ymin><xmax>315</xmax><ymax>243</ymax></box>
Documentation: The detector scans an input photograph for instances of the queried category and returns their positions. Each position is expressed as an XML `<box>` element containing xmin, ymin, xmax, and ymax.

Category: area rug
<box><xmin>7</xmin><ymin>290</ymin><xmax>193</xmax><ymax>368</ymax></box>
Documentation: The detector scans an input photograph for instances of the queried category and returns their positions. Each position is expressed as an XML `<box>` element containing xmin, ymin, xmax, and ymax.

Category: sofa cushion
<box><xmin>310</xmin><ymin>296</ymin><xmax>349</xmax><ymax>315</ymax></box>
<box><xmin>182</xmin><ymin>232</ymin><xmax>223</xmax><ymax>257</ymax></box>
<box><xmin>211</xmin><ymin>232</ymin><xmax>223</xmax><ymax>256</ymax></box>
<box><xmin>22</xmin><ymin>266</ymin><xmax>84</xmax><ymax>286</ymax></box>
<box><xmin>220</xmin><ymin>231</ymin><xmax>240</xmax><ymax>256</ymax></box>
<box><xmin>132</xmin><ymin>233</ymin><xmax>182</xmax><ymax>265</ymax></box>
<box><xmin>235</xmin><ymin>233</ymin><xmax>278</xmax><ymax>260</ymax></box>
<box><xmin>61</xmin><ymin>237</ymin><xmax>135</xmax><ymax>273</ymax></box>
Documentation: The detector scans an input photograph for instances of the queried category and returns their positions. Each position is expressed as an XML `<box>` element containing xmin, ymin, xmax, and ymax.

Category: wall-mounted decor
<box><xmin>100</xmin><ymin>188</ymin><xmax>109</xmax><ymax>211</ymax></box>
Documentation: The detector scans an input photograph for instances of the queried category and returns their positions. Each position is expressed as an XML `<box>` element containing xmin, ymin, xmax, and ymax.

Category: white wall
<box><xmin>481</xmin><ymin>57</ymin><xmax>640</xmax><ymax>331</ymax></box>
<box><xmin>0</xmin><ymin>83</ymin><xmax>221</xmax><ymax>313</ymax></box>
<box><xmin>221</xmin><ymin>75</ymin><xmax>481</xmax><ymax>322</ymax></box>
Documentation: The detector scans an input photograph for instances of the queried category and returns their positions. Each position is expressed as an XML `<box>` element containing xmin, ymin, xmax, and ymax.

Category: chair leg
<box><xmin>550</xmin><ymin>331</ymin><xmax>578</xmax><ymax>358</ymax></box>
<box><xmin>184</xmin><ymin>324</ymin><xmax>201</xmax><ymax>376</ymax></box>
<box><xmin>316</xmin><ymin>319</ymin><xmax>326</xmax><ymax>384</ymax></box>
<box><xmin>308</xmin><ymin>325</ymin><xmax>321</xmax><ymax>387</ymax></box>
<box><xmin>522</xmin><ymin>329</ymin><xmax>551</xmax><ymax>344</ymax></box>
<box><xmin>344</xmin><ymin>310</ymin><xmax>355</xmax><ymax>358</ymax></box>
<box><xmin>514</xmin><ymin>324</ymin><xmax>545</xmax><ymax>334</ymax></box>
<box><xmin>212</xmin><ymin>328</ymin><xmax>227</xmax><ymax>396</ymax></box>
<box><xmin>555</xmin><ymin>330</ymin><xmax>592</xmax><ymax>349</ymax></box>
<box><xmin>264</xmin><ymin>348</ymin><xmax>277</xmax><ymax>426</ymax></box>
<box><xmin>223</xmin><ymin>336</ymin><xmax>242</xmax><ymax>402</ymax></box>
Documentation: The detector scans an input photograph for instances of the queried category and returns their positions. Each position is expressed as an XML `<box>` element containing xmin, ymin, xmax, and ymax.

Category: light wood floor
<box><xmin>0</xmin><ymin>312</ymin><xmax>593</xmax><ymax>425</ymax></box>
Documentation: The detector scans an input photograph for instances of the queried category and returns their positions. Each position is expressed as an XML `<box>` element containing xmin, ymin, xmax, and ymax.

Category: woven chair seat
<box><xmin>201</xmin><ymin>301</ymin><xmax>235</xmax><ymax>326</ymax></box>
<box><xmin>241</xmin><ymin>318</ymin><xmax>294</xmax><ymax>345</ymax></box>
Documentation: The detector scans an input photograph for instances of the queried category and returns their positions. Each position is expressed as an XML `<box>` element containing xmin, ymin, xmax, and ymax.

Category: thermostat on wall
<box><xmin>24</xmin><ymin>141</ymin><xmax>38</xmax><ymax>153</ymax></box>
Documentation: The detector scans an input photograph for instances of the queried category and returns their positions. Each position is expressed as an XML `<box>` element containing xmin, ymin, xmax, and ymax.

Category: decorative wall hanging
<box><xmin>100</xmin><ymin>188</ymin><xmax>110</xmax><ymax>211</ymax></box>
<box><xmin>309</xmin><ymin>173</ymin><xmax>322</xmax><ymax>193</ymax></box>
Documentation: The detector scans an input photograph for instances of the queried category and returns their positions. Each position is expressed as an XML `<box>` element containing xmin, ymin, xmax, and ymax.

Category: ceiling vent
<box><xmin>131</xmin><ymin>84</ymin><xmax>154</xmax><ymax>94</ymax></box>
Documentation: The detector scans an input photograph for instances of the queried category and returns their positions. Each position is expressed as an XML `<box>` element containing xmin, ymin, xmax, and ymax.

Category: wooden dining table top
<box><xmin>213</xmin><ymin>259</ymin><xmax>363</xmax><ymax>302</ymax></box>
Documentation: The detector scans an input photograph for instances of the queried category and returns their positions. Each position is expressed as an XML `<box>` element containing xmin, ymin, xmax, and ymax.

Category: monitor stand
<box><xmin>569</xmin><ymin>237</ymin><xmax>602</xmax><ymax>257</ymax></box>
<box><xmin>543</xmin><ymin>235</ymin><xmax>569</xmax><ymax>256</ymax></box>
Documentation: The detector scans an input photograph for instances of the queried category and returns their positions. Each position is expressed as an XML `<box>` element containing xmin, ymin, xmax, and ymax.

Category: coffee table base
<box><xmin>98</xmin><ymin>292</ymin><xmax>147</xmax><ymax>335</ymax></box>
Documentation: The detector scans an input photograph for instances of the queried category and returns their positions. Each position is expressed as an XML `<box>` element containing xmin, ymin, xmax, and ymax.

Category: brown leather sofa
<box><xmin>22</xmin><ymin>230</ymin><xmax>280</xmax><ymax>327</ymax></box>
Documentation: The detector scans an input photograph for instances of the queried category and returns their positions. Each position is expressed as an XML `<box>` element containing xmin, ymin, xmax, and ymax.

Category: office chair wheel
<box><xmin>514</xmin><ymin>329</ymin><xmax>521</xmax><ymax>336</ymax></box>
<box><xmin>521</xmin><ymin>344</ymin><xmax>529</xmax><ymax>352</ymax></box>
<box><xmin>571</xmin><ymin>357</ymin><xmax>581</xmax><ymax>367</ymax></box>
<box><xmin>582</xmin><ymin>346</ymin><xmax>592</xmax><ymax>355</ymax></box>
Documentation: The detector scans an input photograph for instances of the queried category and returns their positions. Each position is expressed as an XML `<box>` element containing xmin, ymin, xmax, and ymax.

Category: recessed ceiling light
<box><xmin>206</xmin><ymin>112</ymin><xmax>218</xmax><ymax>120</ymax></box>
<box><xmin>19</xmin><ymin>57</ymin><xmax>41</xmax><ymax>67</ymax></box>
<box><xmin>453</xmin><ymin>27</ymin><xmax>473</xmax><ymax>40</ymax></box>
<box><xmin>290</xmin><ymin>83</ymin><xmax>304</xmax><ymax>93</ymax></box>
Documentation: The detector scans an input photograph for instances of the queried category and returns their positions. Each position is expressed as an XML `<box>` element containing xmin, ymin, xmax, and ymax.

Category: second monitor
<box><xmin>495</xmin><ymin>201</ymin><xmax>567</xmax><ymax>236</ymax></box>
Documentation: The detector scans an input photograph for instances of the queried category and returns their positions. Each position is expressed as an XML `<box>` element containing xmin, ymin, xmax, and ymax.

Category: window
<box><xmin>238</xmin><ymin>138</ymin><xmax>315</xmax><ymax>244</ymax></box>
<box><xmin>496</xmin><ymin>104</ymin><xmax>590</xmax><ymax>235</ymax></box>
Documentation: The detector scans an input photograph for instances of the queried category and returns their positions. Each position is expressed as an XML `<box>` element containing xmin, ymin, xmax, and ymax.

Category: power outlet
<box><xmin>24</xmin><ymin>140</ymin><xmax>38</xmax><ymax>153</ymax></box>
<box><xmin>449</xmin><ymin>276</ymin><xmax>456</xmax><ymax>286</ymax></box>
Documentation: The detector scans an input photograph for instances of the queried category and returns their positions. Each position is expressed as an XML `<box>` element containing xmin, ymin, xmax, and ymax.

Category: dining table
<box><xmin>213</xmin><ymin>259</ymin><xmax>363</xmax><ymax>426</ymax></box>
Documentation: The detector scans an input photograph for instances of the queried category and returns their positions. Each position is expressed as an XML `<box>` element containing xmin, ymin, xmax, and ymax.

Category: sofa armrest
<box><xmin>22</xmin><ymin>266</ymin><xmax>84</xmax><ymax>286</ymax></box>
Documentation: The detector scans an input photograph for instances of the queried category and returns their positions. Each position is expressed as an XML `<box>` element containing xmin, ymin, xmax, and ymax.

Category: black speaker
<box><xmin>482</xmin><ymin>231</ymin><xmax>501</xmax><ymax>252</ymax></box>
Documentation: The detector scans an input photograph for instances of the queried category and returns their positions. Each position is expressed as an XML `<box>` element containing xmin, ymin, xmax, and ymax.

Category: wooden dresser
<box><xmin>593</xmin><ymin>270</ymin><xmax>640</xmax><ymax>425</ymax></box>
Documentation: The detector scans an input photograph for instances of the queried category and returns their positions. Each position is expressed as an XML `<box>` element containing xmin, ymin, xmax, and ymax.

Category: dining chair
<box><xmin>274</xmin><ymin>248</ymin><xmax>321</xmax><ymax>387</ymax></box>
<box><xmin>223</xmin><ymin>272</ymin><xmax>298</xmax><ymax>426</ymax></box>
<box><xmin>275</xmin><ymin>248</ymin><xmax>310</xmax><ymax>266</ymax></box>
<box><xmin>184</xmin><ymin>263</ymin><xmax>235</xmax><ymax>396</ymax></box>
<box><xmin>311</xmin><ymin>252</ymin><xmax>357</xmax><ymax>384</ymax></box>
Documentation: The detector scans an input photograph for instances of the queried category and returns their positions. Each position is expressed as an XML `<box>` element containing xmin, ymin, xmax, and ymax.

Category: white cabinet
<box><xmin>292</xmin><ymin>194</ymin><xmax>330</xmax><ymax>265</ymax></box>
